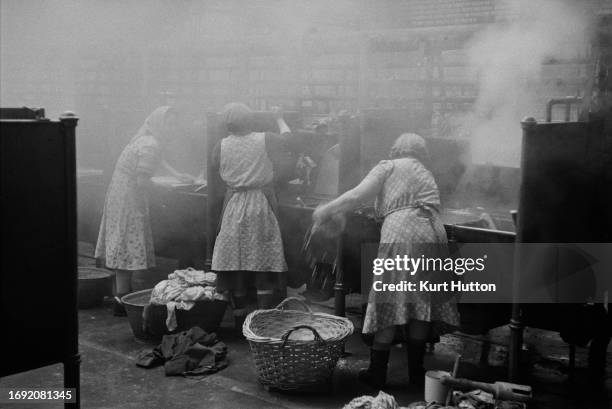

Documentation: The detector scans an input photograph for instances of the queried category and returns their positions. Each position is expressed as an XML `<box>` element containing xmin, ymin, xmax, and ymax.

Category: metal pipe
<box><xmin>333</xmin><ymin>112</ymin><xmax>352</xmax><ymax>318</ymax></box>
<box><xmin>545</xmin><ymin>97</ymin><xmax>582</xmax><ymax>122</ymax></box>
<box><xmin>509</xmin><ymin>116</ymin><xmax>537</xmax><ymax>382</ymax></box>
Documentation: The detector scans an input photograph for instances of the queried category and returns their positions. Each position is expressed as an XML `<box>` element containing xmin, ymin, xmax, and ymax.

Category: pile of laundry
<box><xmin>451</xmin><ymin>390</ymin><xmax>526</xmax><ymax>409</ymax></box>
<box><xmin>343</xmin><ymin>391</ymin><xmax>525</xmax><ymax>409</ymax></box>
<box><xmin>343</xmin><ymin>391</ymin><xmax>405</xmax><ymax>409</ymax></box>
<box><xmin>136</xmin><ymin>326</ymin><xmax>228</xmax><ymax>378</ymax></box>
<box><xmin>146</xmin><ymin>268</ymin><xmax>225</xmax><ymax>331</ymax></box>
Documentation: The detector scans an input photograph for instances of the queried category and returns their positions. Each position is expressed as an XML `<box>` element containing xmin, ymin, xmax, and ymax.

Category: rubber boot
<box><xmin>233</xmin><ymin>312</ymin><xmax>247</xmax><ymax>333</ymax></box>
<box><xmin>256</xmin><ymin>293</ymin><xmax>277</xmax><ymax>310</ymax></box>
<box><xmin>113</xmin><ymin>296</ymin><xmax>127</xmax><ymax>317</ymax></box>
<box><xmin>114</xmin><ymin>270</ymin><xmax>132</xmax><ymax>317</ymax></box>
<box><xmin>358</xmin><ymin>349</ymin><xmax>390</xmax><ymax>389</ymax></box>
<box><xmin>232</xmin><ymin>295</ymin><xmax>249</xmax><ymax>333</ymax></box>
<box><xmin>407</xmin><ymin>340</ymin><xmax>426</xmax><ymax>386</ymax></box>
<box><xmin>588</xmin><ymin>334</ymin><xmax>611</xmax><ymax>386</ymax></box>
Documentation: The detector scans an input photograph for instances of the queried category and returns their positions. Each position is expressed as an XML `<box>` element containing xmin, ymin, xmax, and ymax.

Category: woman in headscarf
<box><xmin>95</xmin><ymin>106</ymin><xmax>183</xmax><ymax>316</ymax></box>
<box><xmin>312</xmin><ymin>133</ymin><xmax>459</xmax><ymax>389</ymax></box>
<box><xmin>211</xmin><ymin>103</ymin><xmax>297</xmax><ymax>329</ymax></box>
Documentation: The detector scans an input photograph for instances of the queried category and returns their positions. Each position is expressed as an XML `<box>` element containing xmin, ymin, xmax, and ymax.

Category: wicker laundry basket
<box><xmin>243</xmin><ymin>297</ymin><xmax>353</xmax><ymax>392</ymax></box>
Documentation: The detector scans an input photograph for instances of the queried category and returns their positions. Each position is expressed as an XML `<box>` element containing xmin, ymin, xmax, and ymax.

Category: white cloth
<box><xmin>343</xmin><ymin>391</ymin><xmax>403</xmax><ymax>409</ymax></box>
<box><xmin>167</xmin><ymin>268</ymin><xmax>216</xmax><ymax>286</ymax></box>
<box><xmin>149</xmin><ymin>268</ymin><xmax>222</xmax><ymax>331</ymax></box>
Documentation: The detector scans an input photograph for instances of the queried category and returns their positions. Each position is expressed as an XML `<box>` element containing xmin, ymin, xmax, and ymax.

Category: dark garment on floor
<box><xmin>136</xmin><ymin>327</ymin><xmax>228</xmax><ymax>378</ymax></box>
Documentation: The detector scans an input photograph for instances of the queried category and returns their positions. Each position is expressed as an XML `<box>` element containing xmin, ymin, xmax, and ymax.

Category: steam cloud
<box><xmin>0</xmin><ymin>0</ymin><xmax>595</xmax><ymax>168</ymax></box>
<box><xmin>459</xmin><ymin>0</ymin><xmax>592</xmax><ymax>167</ymax></box>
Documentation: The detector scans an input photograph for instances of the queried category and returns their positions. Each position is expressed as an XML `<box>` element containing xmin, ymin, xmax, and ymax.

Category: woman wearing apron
<box><xmin>313</xmin><ymin>133</ymin><xmax>459</xmax><ymax>389</ymax></box>
<box><xmin>95</xmin><ymin>106</ymin><xmax>189</xmax><ymax>316</ymax></box>
<box><xmin>211</xmin><ymin>103</ymin><xmax>295</xmax><ymax>329</ymax></box>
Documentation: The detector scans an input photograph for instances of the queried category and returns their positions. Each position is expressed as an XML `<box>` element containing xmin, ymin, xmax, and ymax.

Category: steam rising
<box><xmin>0</xmin><ymin>0</ymin><xmax>595</xmax><ymax>169</ymax></box>
<box><xmin>460</xmin><ymin>0</ymin><xmax>592</xmax><ymax>167</ymax></box>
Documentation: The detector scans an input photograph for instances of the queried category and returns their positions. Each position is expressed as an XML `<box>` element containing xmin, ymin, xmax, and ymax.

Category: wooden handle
<box><xmin>440</xmin><ymin>376</ymin><xmax>495</xmax><ymax>394</ymax></box>
<box><xmin>445</xmin><ymin>354</ymin><xmax>461</xmax><ymax>406</ymax></box>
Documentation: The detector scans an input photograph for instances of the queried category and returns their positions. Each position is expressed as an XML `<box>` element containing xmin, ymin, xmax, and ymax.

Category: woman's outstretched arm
<box><xmin>162</xmin><ymin>160</ymin><xmax>195</xmax><ymax>183</ymax></box>
<box><xmin>271</xmin><ymin>106</ymin><xmax>290</xmax><ymax>134</ymax></box>
<box><xmin>313</xmin><ymin>174</ymin><xmax>382</xmax><ymax>226</ymax></box>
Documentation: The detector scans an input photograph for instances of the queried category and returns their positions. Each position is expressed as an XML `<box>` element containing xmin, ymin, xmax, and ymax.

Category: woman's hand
<box><xmin>312</xmin><ymin>205</ymin><xmax>347</xmax><ymax>238</ymax></box>
<box><xmin>175</xmin><ymin>173</ymin><xmax>196</xmax><ymax>184</ymax></box>
<box><xmin>194</xmin><ymin>170</ymin><xmax>206</xmax><ymax>185</ymax></box>
<box><xmin>273</xmin><ymin>106</ymin><xmax>291</xmax><ymax>135</ymax></box>
<box><xmin>312</xmin><ymin>205</ymin><xmax>331</xmax><ymax>231</ymax></box>
<box><xmin>162</xmin><ymin>160</ymin><xmax>195</xmax><ymax>184</ymax></box>
<box><xmin>271</xmin><ymin>106</ymin><xmax>283</xmax><ymax>120</ymax></box>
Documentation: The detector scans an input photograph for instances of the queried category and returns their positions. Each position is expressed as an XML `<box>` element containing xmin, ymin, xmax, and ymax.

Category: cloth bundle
<box><xmin>453</xmin><ymin>390</ymin><xmax>525</xmax><ymax>409</ymax></box>
<box><xmin>167</xmin><ymin>268</ymin><xmax>217</xmax><ymax>287</ymax></box>
<box><xmin>344</xmin><ymin>391</ymin><xmax>523</xmax><ymax>409</ymax></box>
<box><xmin>343</xmin><ymin>391</ymin><xmax>402</xmax><ymax>409</ymax></box>
<box><xmin>148</xmin><ymin>268</ymin><xmax>224</xmax><ymax>331</ymax></box>
<box><xmin>136</xmin><ymin>327</ymin><xmax>228</xmax><ymax>378</ymax></box>
<box><xmin>407</xmin><ymin>391</ymin><xmax>523</xmax><ymax>409</ymax></box>
<box><xmin>405</xmin><ymin>403</ymin><xmax>454</xmax><ymax>409</ymax></box>
<box><xmin>452</xmin><ymin>390</ymin><xmax>495</xmax><ymax>409</ymax></box>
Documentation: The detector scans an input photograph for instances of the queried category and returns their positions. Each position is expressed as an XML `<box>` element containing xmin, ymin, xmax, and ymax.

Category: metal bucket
<box><xmin>78</xmin><ymin>267</ymin><xmax>111</xmax><ymax>309</ymax></box>
<box><xmin>122</xmin><ymin>289</ymin><xmax>228</xmax><ymax>342</ymax></box>
<box><xmin>121</xmin><ymin>289</ymin><xmax>153</xmax><ymax>342</ymax></box>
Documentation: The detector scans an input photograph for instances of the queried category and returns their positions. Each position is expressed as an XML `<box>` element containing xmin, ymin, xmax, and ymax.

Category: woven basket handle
<box><xmin>275</xmin><ymin>297</ymin><xmax>312</xmax><ymax>313</ymax></box>
<box><xmin>280</xmin><ymin>325</ymin><xmax>324</xmax><ymax>347</ymax></box>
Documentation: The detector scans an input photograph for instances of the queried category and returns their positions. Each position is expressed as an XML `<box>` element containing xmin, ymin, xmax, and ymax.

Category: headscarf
<box><xmin>130</xmin><ymin>106</ymin><xmax>173</xmax><ymax>143</ymax></box>
<box><xmin>221</xmin><ymin>102</ymin><xmax>252</xmax><ymax>135</ymax></box>
<box><xmin>389</xmin><ymin>133</ymin><xmax>430</xmax><ymax>166</ymax></box>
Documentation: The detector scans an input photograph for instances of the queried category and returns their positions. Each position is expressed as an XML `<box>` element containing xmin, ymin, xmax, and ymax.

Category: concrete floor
<box><xmin>2</xmin><ymin>253</ymin><xmax>611</xmax><ymax>408</ymax></box>
<box><xmin>0</xmin><ymin>300</ymin><xmax>424</xmax><ymax>409</ymax></box>
<box><xmin>2</xmin><ymin>301</ymin><xmax>611</xmax><ymax>409</ymax></box>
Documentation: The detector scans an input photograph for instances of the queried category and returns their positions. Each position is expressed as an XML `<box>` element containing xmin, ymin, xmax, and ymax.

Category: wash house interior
<box><xmin>1</xmin><ymin>1</ymin><xmax>612</xmax><ymax>408</ymax></box>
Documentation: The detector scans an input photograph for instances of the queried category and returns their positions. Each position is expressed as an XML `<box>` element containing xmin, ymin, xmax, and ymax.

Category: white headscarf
<box><xmin>130</xmin><ymin>106</ymin><xmax>173</xmax><ymax>143</ymax></box>
<box><xmin>221</xmin><ymin>102</ymin><xmax>252</xmax><ymax>134</ymax></box>
<box><xmin>389</xmin><ymin>133</ymin><xmax>430</xmax><ymax>166</ymax></box>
